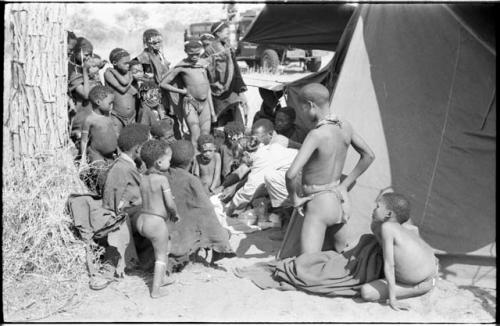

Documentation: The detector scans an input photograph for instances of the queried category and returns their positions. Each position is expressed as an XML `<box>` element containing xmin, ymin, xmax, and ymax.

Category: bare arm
<box><xmin>285</xmin><ymin>131</ymin><xmax>319</xmax><ymax>206</ymax></box>
<box><xmin>109</xmin><ymin>68</ymin><xmax>132</xmax><ymax>86</ymax></box>
<box><xmin>160</xmin><ymin>68</ymin><xmax>187</xmax><ymax>95</ymax></box>
<box><xmin>161</xmin><ymin>178</ymin><xmax>180</xmax><ymax>223</ymax></box>
<box><xmin>73</xmin><ymin>65</ymin><xmax>90</xmax><ymax>100</ymax></box>
<box><xmin>340</xmin><ymin>127</ymin><xmax>375</xmax><ymax>190</ymax></box>
<box><xmin>210</xmin><ymin>153</ymin><xmax>222</xmax><ymax>192</ymax></box>
<box><xmin>381</xmin><ymin>224</ymin><xmax>409</xmax><ymax>311</ymax></box>
<box><xmin>80</xmin><ymin>116</ymin><xmax>92</xmax><ymax>163</ymax></box>
<box><xmin>104</xmin><ymin>70</ymin><xmax>132</xmax><ymax>94</ymax></box>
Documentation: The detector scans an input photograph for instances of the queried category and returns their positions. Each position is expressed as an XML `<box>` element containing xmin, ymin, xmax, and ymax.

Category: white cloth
<box><xmin>231</xmin><ymin>142</ymin><xmax>297</xmax><ymax>209</ymax></box>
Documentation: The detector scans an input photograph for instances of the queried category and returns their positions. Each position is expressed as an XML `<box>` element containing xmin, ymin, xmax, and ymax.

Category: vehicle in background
<box><xmin>184</xmin><ymin>9</ymin><xmax>321</xmax><ymax>73</ymax></box>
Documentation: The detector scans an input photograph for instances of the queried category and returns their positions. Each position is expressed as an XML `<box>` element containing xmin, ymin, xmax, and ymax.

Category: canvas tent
<box><xmin>243</xmin><ymin>4</ymin><xmax>496</xmax><ymax>268</ymax></box>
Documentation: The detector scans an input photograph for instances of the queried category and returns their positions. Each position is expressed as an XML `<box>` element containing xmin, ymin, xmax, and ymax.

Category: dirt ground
<box><xmin>43</xmin><ymin>224</ymin><xmax>495</xmax><ymax>323</ymax></box>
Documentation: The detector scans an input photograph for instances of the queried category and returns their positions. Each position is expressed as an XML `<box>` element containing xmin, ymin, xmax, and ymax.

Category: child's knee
<box><xmin>360</xmin><ymin>284</ymin><xmax>380</xmax><ymax>302</ymax></box>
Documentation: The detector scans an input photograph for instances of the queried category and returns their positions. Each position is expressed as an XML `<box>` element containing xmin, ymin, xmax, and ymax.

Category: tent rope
<box><xmin>420</xmin><ymin>27</ymin><xmax>462</xmax><ymax>227</ymax></box>
<box><xmin>480</xmin><ymin>90</ymin><xmax>496</xmax><ymax>130</ymax></box>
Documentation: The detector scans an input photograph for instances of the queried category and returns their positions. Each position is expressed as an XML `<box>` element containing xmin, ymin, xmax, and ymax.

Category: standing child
<box><xmin>137</xmin><ymin>140</ymin><xmax>181</xmax><ymax>298</ymax></box>
<box><xmin>160</xmin><ymin>39</ymin><xmax>215</xmax><ymax>148</ymax></box>
<box><xmin>192</xmin><ymin>134</ymin><xmax>221</xmax><ymax>194</ymax></box>
<box><xmin>360</xmin><ymin>193</ymin><xmax>439</xmax><ymax>311</ymax></box>
<box><xmin>104</xmin><ymin>48</ymin><xmax>138</xmax><ymax>135</ymax></box>
<box><xmin>80</xmin><ymin>85</ymin><xmax>117</xmax><ymax>164</ymax></box>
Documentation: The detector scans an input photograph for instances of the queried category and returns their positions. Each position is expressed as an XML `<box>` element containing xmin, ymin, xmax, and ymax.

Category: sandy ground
<box><xmin>42</xmin><ymin>225</ymin><xmax>495</xmax><ymax>323</ymax></box>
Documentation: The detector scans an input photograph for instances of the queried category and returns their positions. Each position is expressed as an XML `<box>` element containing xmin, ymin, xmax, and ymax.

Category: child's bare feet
<box><xmin>151</xmin><ymin>287</ymin><xmax>170</xmax><ymax>299</ymax></box>
<box><xmin>160</xmin><ymin>274</ymin><xmax>176</xmax><ymax>287</ymax></box>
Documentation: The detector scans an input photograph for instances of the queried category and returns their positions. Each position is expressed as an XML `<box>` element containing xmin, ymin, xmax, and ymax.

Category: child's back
<box><xmin>140</xmin><ymin>172</ymin><xmax>172</xmax><ymax>219</ymax></box>
<box><xmin>385</xmin><ymin>223</ymin><xmax>437</xmax><ymax>285</ymax></box>
<box><xmin>85</xmin><ymin>113</ymin><xmax>118</xmax><ymax>160</ymax></box>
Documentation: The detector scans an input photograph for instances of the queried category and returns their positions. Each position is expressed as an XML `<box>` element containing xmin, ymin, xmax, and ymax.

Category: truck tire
<box><xmin>306</xmin><ymin>57</ymin><xmax>322</xmax><ymax>72</ymax></box>
<box><xmin>260</xmin><ymin>49</ymin><xmax>280</xmax><ymax>73</ymax></box>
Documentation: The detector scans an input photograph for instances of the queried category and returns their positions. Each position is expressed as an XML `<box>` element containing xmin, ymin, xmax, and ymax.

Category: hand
<box><xmin>170</xmin><ymin>214</ymin><xmax>181</xmax><ymax>223</ymax></box>
<box><xmin>388</xmin><ymin>298</ymin><xmax>411</xmax><ymax>311</ymax></box>
<box><xmin>292</xmin><ymin>194</ymin><xmax>313</xmax><ymax>209</ymax></box>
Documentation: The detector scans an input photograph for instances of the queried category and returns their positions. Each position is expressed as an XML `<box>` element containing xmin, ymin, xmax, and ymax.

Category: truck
<box><xmin>184</xmin><ymin>9</ymin><xmax>322</xmax><ymax>73</ymax></box>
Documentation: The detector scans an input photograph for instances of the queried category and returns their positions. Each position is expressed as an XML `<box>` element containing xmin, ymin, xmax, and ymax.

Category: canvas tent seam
<box><xmin>443</xmin><ymin>4</ymin><xmax>495</xmax><ymax>56</ymax></box>
<box><xmin>420</xmin><ymin>27</ymin><xmax>462</xmax><ymax>227</ymax></box>
<box><xmin>480</xmin><ymin>91</ymin><xmax>496</xmax><ymax>130</ymax></box>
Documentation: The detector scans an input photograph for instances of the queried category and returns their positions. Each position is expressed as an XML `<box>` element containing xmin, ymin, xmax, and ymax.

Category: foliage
<box><xmin>2</xmin><ymin>149</ymin><xmax>88</xmax><ymax>321</ymax></box>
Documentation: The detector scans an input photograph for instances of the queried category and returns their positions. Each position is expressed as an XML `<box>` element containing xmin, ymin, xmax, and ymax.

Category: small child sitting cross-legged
<box><xmin>360</xmin><ymin>192</ymin><xmax>439</xmax><ymax>311</ymax></box>
<box><xmin>192</xmin><ymin>134</ymin><xmax>221</xmax><ymax>195</ymax></box>
<box><xmin>137</xmin><ymin>139</ymin><xmax>181</xmax><ymax>298</ymax></box>
<box><xmin>80</xmin><ymin>85</ymin><xmax>118</xmax><ymax>164</ymax></box>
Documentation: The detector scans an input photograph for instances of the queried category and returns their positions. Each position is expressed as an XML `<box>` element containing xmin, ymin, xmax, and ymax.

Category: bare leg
<box><xmin>360</xmin><ymin>278</ymin><xmax>436</xmax><ymax>302</ymax></box>
<box><xmin>301</xmin><ymin>212</ymin><xmax>327</xmax><ymax>254</ymax></box>
<box><xmin>199</xmin><ymin>105</ymin><xmax>212</xmax><ymax>135</ymax></box>
<box><xmin>137</xmin><ymin>215</ymin><xmax>173</xmax><ymax>298</ymax></box>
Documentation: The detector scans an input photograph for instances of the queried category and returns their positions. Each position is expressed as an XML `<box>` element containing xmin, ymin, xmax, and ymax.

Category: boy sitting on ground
<box><xmin>192</xmin><ymin>134</ymin><xmax>221</xmax><ymax>195</ymax></box>
<box><xmin>137</xmin><ymin>80</ymin><xmax>166</xmax><ymax>126</ymax></box>
<box><xmin>274</xmin><ymin>106</ymin><xmax>307</xmax><ymax>144</ymax></box>
<box><xmin>150</xmin><ymin>118</ymin><xmax>176</xmax><ymax>144</ymax></box>
<box><xmin>80</xmin><ymin>85</ymin><xmax>118</xmax><ymax>164</ymax></box>
<box><xmin>160</xmin><ymin>39</ymin><xmax>215</xmax><ymax>148</ymax></box>
<box><xmin>219</xmin><ymin>121</ymin><xmax>246</xmax><ymax>180</ymax></box>
<box><xmin>360</xmin><ymin>193</ymin><xmax>439</xmax><ymax>310</ymax></box>
<box><xmin>137</xmin><ymin>140</ymin><xmax>181</xmax><ymax>298</ymax></box>
<box><xmin>104</xmin><ymin>48</ymin><xmax>138</xmax><ymax>135</ymax></box>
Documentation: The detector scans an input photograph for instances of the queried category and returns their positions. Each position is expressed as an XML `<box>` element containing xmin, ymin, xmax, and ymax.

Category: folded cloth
<box><xmin>234</xmin><ymin>234</ymin><xmax>383</xmax><ymax>297</ymax></box>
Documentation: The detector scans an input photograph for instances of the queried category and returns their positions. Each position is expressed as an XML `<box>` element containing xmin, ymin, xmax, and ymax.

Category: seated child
<box><xmin>104</xmin><ymin>48</ymin><xmax>138</xmax><ymax>135</ymax></box>
<box><xmin>137</xmin><ymin>81</ymin><xmax>166</xmax><ymax>126</ymax></box>
<box><xmin>274</xmin><ymin>106</ymin><xmax>307</xmax><ymax>144</ymax></box>
<box><xmin>167</xmin><ymin>140</ymin><xmax>236</xmax><ymax>264</ymax></box>
<box><xmin>80</xmin><ymin>85</ymin><xmax>118</xmax><ymax>164</ymax></box>
<box><xmin>137</xmin><ymin>139</ymin><xmax>181</xmax><ymax>298</ymax></box>
<box><xmin>360</xmin><ymin>193</ymin><xmax>439</xmax><ymax>311</ymax></box>
<box><xmin>160</xmin><ymin>39</ymin><xmax>214</xmax><ymax>148</ymax></box>
<box><xmin>150</xmin><ymin>118</ymin><xmax>176</xmax><ymax>144</ymax></box>
<box><xmin>219</xmin><ymin>121</ymin><xmax>246</xmax><ymax>180</ymax></box>
<box><xmin>192</xmin><ymin>134</ymin><xmax>221</xmax><ymax>194</ymax></box>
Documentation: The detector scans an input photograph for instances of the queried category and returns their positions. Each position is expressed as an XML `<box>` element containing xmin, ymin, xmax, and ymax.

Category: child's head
<box><xmin>150</xmin><ymin>118</ymin><xmax>175</xmax><ymax>144</ymax></box>
<box><xmin>140</xmin><ymin>139</ymin><xmax>172</xmax><ymax>172</ymax></box>
<box><xmin>211</xmin><ymin>21</ymin><xmax>229</xmax><ymax>41</ymax></box>
<box><xmin>139</xmin><ymin>80</ymin><xmax>162</xmax><ymax>108</ymax></box>
<box><xmin>87</xmin><ymin>54</ymin><xmax>106</xmax><ymax>79</ymax></box>
<box><xmin>129</xmin><ymin>59</ymin><xmax>144</xmax><ymax>80</ymax></box>
<box><xmin>67</xmin><ymin>31</ymin><xmax>78</xmax><ymax>56</ymax></box>
<box><xmin>275</xmin><ymin>107</ymin><xmax>296</xmax><ymax>133</ymax></box>
<box><xmin>88</xmin><ymin>85</ymin><xmax>114</xmax><ymax>113</ymax></box>
<box><xmin>251</xmin><ymin>119</ymin><xmax>274</xmax><ymax>146</ymax></box>
<box><xmin>373</xmin><ymin>192</ymin><xmax>411</xmax><ymax>224</ymax></box>
<box><xmin>118</xmin><ymin>124</ymin><xmax>151</xmax><ymax>159</ymax></box>
<box><xmin>73</xmin><ymin>37</ymin><xmax>93</xmax><ymax>64</ymax></box>
<box><xmin>299</xmin><ymin>83</ymin><xmax>330</xmax><ymax>123</ymax></box>
<box><xmin>200</xmin><ymin>33</ymin><xmax>215</xmax><ymax>48</ymax></box>
<box><xmin>223</xmin><ymin>121</ymin><xmax>245</xmax><ymax>146</ymax></box>
<box><xmin>170</xmin><ymin>140</ymin><xmax>195</xmax><ymax>169</ymax></box>
<box><xmin>109</xmin><ymin>48</ymin><xmax>131</xmax><ymax>74</ymax></box>
<box><xmin>197</xmin><ymin>134</ymin><xmax>216</xmax><ymax>162</ymax></box>
<box><xmin>143</xmin><ymin>29</ymin><xmax>163</xmax><ymax>53</ymax></box>
<box><xmin>184</xmin><ymin>39</ymin><xmax>204</xmax><ymax>63</ymax></box>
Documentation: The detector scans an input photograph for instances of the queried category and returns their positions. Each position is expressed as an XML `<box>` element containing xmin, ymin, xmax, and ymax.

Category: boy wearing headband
<box><xmin>104</xmin><ymin>48</ymin><xmax>138</xmax><ymax>135</ymax></box>
<box><xmin>160</xmin><ymin>39</ymin><xmax>215</xmax><ymax>148</ymax></box>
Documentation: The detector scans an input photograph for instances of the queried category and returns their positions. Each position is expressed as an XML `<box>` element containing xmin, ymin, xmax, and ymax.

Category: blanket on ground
<box><xmin>234</xmin><ymin>234</ymin><xmax>383</xmax><ymax>297</ymax></box>
<box><xmin>165</xmin><ymin>167</ymin><xmax>235</xmax><ymax>261</ymax></box>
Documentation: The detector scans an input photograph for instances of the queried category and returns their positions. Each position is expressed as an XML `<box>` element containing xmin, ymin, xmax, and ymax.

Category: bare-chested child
<box><xmin>286</xmin><ymin>83</ymin><xmax>375</xmax><ymax>254</ymax></box>
<box><xmin>360</xmin><ymin>193</ymin><xmax>439</xmax><ymax>310</ymax></box>
<box><xmin>150</xmin><ymin>118</ymin><xmax>176</xmax><ymax>145</ymax></box>
<box><xmin>80</xmin><ymin>85</ymin><xmax>117</xmax><ymax>164</ymax></box>
<box><xmin>104</xmin><ymin>48</ymin><xmax>138</xmax><ymax>135</ymax></box>
<box><xmin>137</xmin><ymin>139</ymin><xmax>181</xmax><ymax>298</ymax></box>
<box><xmin>192</xmin><ymin>134</ymin><xmax>221</xmax><ymax>194</ymax></box>
<box><xmin>160</xmin><ymin>39</ymin><xmax>214</xmax><ymax>148</ymax></box>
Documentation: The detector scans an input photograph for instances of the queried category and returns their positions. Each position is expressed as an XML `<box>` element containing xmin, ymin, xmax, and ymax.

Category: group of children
<box><xmin>65</xmin><ymin>26</ymin><xmax>439</xmax><ymax>308</ymax></box>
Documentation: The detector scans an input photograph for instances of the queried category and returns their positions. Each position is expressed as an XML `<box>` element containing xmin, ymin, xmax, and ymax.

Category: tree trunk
<box><xmin>4</xmin><ymin>3</ymin><xmax>67</xmax><ymax>165</ymax></box>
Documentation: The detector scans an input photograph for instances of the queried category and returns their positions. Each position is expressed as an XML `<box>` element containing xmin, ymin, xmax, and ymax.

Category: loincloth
<box><xmin>111</xmin><ymin>110</ymin><xmax>136</xmax><ymax>127</ymax></box>
<box><xmin>183</xmin><ymin>96</ymin><xmax>210</xmax><ymax>116</ymax></box>
<box><xmin>300</xmin><ymin>180</ymin><xmax>350</xmax><ymax>223</ymax></box>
